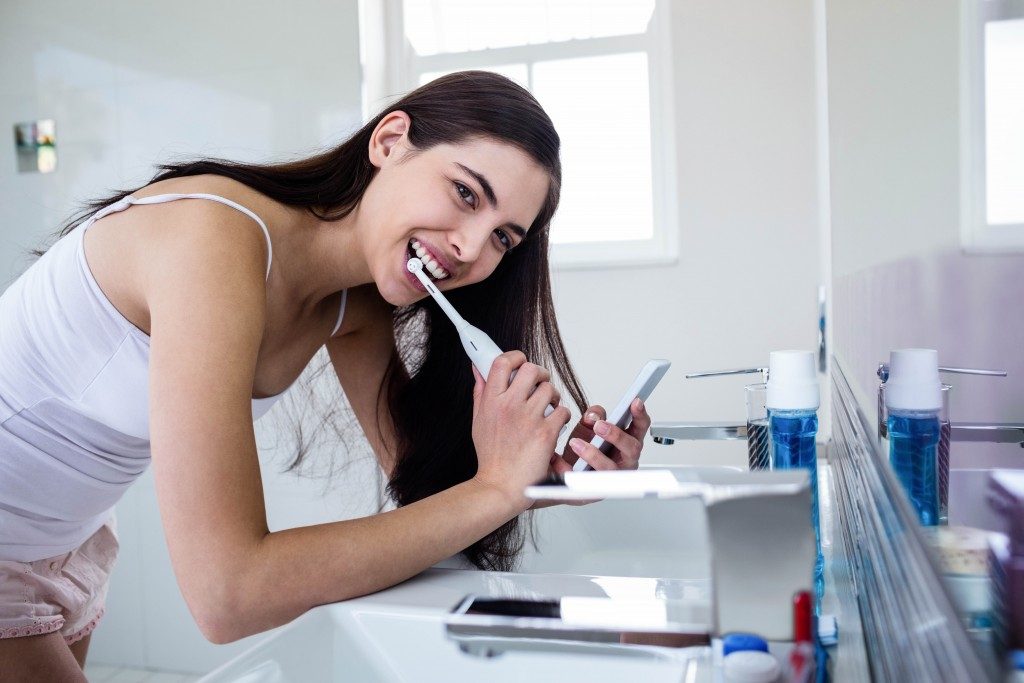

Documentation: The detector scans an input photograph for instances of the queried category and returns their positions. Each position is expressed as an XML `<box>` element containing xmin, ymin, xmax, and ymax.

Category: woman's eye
<box><xmin>454</xmin><ymin>181</ymin><xmax>476</xmax><ymax>208</ymax></box>
<box><xmin>495</xmin><ymin>229</ymin><xmax>513</xmax><ymax>251</ymax></box>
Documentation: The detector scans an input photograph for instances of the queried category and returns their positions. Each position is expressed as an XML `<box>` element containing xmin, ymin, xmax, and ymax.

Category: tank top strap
<box><xmin>330</xmin><ymin>289</ymin><xmax>348</xmax><ymax>337</ymax></box>
<box><xmin>86</xmin><ymin>193</ymin><xmax>274</xmax><ymax>280</ymax></box>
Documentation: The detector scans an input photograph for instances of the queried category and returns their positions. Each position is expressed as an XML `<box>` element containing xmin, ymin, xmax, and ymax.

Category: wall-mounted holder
<box><xmin>13</xmin><ymin>119</ymin><xmax>57</xmax><ymax>173</ymax></box>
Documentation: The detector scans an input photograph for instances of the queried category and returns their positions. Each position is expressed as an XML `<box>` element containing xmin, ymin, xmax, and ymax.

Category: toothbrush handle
<box><xmin>462</xmin><ymin>325</ymin><xmax>565</xmax><ymax>433</ymax></box>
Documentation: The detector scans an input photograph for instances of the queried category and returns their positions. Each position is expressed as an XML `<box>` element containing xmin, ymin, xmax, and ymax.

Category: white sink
<box><xmin>199</xmin><ymin>569</ymin><xmax>713</xmax><ymax>683</ymax></box>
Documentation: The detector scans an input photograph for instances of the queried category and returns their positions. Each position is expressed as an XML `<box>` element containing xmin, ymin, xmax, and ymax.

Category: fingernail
<box><xmin>594</xmin><ymin>420</ymin><xmax>610</xmax><ymax>436</ymax></box>
<box><xmin>633</xmin><ymin>398</ymin><xmax>644</xmax><ymax>411</ymax></box>
<box><xmin>569</xmin><ymin>438</ymin><xmax>585</xmax><ymax>453</ymax></box>
<box><xmin>585</xmin><ymin>412</ymin><xmax>599</xmax><ymax>423</ymax></box>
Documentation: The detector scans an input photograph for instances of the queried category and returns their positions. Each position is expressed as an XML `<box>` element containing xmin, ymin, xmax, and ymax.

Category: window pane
<box><xmin>985</xmin><ymin>18</ymin><xmax>1024</xmax><ymax>225</ymax></box>
<box><xmin>533</xmin><ymin>53</ymin><xmax>653</xmax><ymax>244</ymax></box>
<box><xmin>419</xmin><ymin>63</ymin><xmax>529</xmax><ymax>90</ymax></box>
<box><xmin>402</xmin><ymin>0</ymin><xmax>654</xmax><ymax>56</ymax></box>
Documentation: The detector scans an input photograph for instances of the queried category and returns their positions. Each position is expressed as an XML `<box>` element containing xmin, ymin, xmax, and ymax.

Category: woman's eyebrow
<box><xmin>455</xmin><ymin>162</ymin><xmax>498</xmax><ymax>208</ymax></box>
<box><xmin>454</xmin><ymin>162</ymin><xmax>528</xmax><ymax>239</ymax></box>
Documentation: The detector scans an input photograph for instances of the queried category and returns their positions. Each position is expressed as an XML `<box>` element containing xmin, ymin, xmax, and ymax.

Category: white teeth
<box><xmin>409</xmin><ymin>240</ymin><xmax>449</xmax><ymax>280</ymax></box>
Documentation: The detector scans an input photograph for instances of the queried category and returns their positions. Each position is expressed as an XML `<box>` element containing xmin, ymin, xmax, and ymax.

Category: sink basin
<box><xmin>199</xmin><ymin>569</ymin><xmax>713</xmax><ymax>683</ymax></box>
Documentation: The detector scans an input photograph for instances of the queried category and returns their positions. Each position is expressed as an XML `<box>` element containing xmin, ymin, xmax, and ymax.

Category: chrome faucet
<box><xmin>650</xmin><ymin>367</ymin><xmax>767</xmax><ymax>445</ymax></box>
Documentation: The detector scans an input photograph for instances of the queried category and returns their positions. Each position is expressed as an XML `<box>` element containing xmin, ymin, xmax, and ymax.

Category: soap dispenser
<box><xmin>766</xmin><ymin>351</ymin><xmax>822</xmax><ymax>582</ymax></box>
<box><xmin>884</xmin><ymin>349</ymin><xmax>942</xmax><ymax>526</ymax></box>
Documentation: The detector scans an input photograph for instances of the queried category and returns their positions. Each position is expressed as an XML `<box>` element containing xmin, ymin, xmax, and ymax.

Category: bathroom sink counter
<box><xmin>198</xmin><ymin>567</ymin><xmax>716</xmax><ymax>682</ymax></box>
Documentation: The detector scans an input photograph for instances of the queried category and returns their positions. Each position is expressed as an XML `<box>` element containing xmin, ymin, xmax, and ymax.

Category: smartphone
<box><xmin>573</xmin><ymin>359</ymin><xmax>672</xmax><ymax>471</ymax></box>
<box><xmin>444</xmin><ymin>594</ymin><xmax>710</xmax><ymax>656</ymax></box>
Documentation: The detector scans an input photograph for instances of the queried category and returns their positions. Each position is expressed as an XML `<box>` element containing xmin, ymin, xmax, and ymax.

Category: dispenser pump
<box><xmin>766</xmin><ymin>350</ymin><xmax>820</xmax><ymax>411</ymax></box>
<box><xmin>884</xmin><ymin>348</ymin><xmax>942</xmax><ymax>411</ymax></box>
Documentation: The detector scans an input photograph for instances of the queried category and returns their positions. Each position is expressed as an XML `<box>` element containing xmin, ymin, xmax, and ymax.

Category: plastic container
<box><xmin>723</xmin><ymin>633</ymin><xmax>770</xmax><ymax>656</ymax></box>
<box><xmin>766</xmin><ymin>351</ymin><xmax>822</xmax><ymax>589</ymax></box>
<box><xmin>885</xmin><ymin>349</ymin><xmax>942</xmax><ymax>526</ymax></box>
<box><xmin>723</xmin><ymin>651</ymin><xmax>781</xmax><ymax>683</ymax></box>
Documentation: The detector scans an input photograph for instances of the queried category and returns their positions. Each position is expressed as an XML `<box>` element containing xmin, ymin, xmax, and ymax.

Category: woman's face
<box><xmin>361</xmin><ymin>131</ymin><xmax>551</xmax><ymax>306</ymax></box>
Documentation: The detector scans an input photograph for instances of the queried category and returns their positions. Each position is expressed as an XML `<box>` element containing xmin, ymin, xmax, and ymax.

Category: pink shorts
<box><xmin>0</xmin><ymin>514</ymin><xmax>119</xmax><ymax>645</ymax></box>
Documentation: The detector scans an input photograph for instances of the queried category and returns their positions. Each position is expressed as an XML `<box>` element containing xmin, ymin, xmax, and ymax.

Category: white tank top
<box><xmin>0</xmin><ymin>193</ymin><xmax>347</xmax><ymax>561</ymax></box>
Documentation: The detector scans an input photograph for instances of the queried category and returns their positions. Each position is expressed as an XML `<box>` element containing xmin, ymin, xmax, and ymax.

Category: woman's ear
<box><xmin>368</xmin><ymin>111</ymin><xmax>412</xmax><ymax>169</ymax></box>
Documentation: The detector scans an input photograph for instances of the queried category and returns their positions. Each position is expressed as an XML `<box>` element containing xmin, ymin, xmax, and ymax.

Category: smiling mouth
<box><xmin>407</xmin><ymin>240</ymin><xmax>451</xmax><ymax>281</ymax></box>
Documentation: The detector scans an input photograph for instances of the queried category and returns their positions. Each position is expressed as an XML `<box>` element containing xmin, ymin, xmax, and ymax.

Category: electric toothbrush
<box><xmin>406</xmin><ymin>258</ymin><xmax>564</xmax><ymax>429</ymax></box>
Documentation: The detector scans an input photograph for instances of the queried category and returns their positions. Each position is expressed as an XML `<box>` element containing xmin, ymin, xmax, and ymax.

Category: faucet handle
<box><xmin>938</xmin><ymin>366</ymin><xmax>1007</xmax><ymax>377</ymax></box>
<box><xmin>686</xmin><ymin>367</ymin><xmax>768</xmax><ymax>380</ymax></box>
<box><xmin>877</xmin><ymin>362</ymin><xmax>1007</xmax><ymax>382</ymax></box>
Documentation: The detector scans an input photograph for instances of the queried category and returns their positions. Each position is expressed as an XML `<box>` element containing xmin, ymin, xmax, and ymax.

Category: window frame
<box><xmin>365</xmin><ymin>0</ymin><xmax>679</xmax><ymax>270</ymax></box>
<box><xmin>960</xmin><ymin>0</ymin><xmax>1024</xmax><ymax>253</ymax></box>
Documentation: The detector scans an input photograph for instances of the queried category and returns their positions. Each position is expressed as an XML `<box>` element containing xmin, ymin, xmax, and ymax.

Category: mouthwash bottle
<box><xmin>766</xmin><ymin>351</ymin><xmax>823</xmax><ymax>598</ymax></box>
<box><xmin>885</xmin><ymin>349</ymin><xmax>942</xmax><ymax>526</ymax></box>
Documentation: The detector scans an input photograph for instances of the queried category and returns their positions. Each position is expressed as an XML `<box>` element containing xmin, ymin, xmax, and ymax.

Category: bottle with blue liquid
<box><xmin>884</xmin><ymin>349</ymin><xmax>942</xmax><ymax>526</ymax></box>
<box><xmin>766</xmin><ymin>351</ymin><xmax>823</xmax><ymax>593</ymax></box>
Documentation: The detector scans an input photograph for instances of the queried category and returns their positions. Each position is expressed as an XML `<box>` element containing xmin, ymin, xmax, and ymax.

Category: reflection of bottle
<box><xmin>885</xmin><ymin>349</ymin><xmax>942</xmax><ymax>526</ymax></box>
<box><xmin>766</xmin><ymin>351</ymin><xmax>822</xmax><ymax>591</ymax></box>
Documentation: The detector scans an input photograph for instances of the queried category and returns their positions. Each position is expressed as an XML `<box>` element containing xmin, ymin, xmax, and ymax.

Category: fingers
<box><xmin>567</xmin><ymin>437</ymin><xmax>618</xmax><ymax>471</ymax></box>
<box><xmin>591</xmin><ymin>417</ymin><xmax>642</xmax><ymax>470</ymax></box>
<box><xmin>548</xmin><ymin>405</ymin><xmax>571</xmax><ymax>435</ymax></box>
<box><xmin>549</xmin><ymin>452</ymin><xmax>573</xmax><ymax>476</ymax></box>
<box><xmin>527</xmin><ymin>381</ymin><xmax>561</xmax><ymax>415</ymax></box>
<box><xmin>625</xmin><ymin>398</ymin><xmax>652</xmax><ymax>442</ymax></box>
<box><xmin>472</xmin><ymin>365</ymin><xmax>484</xmax><ymax>419</ymax></box>
<box><xmin>510</xmin><ymin>363</ymin><xmax>551</xmax><ymax>401</ymax></box>
<box><xmin>581</xmin><ymin>405</ymin><xmax>607</xmax><ymax>429</ymax></box>
<box><xmin>486</xmin><ymin>351</ymin><xmax>528</xmax><ymax>394</ymax></box>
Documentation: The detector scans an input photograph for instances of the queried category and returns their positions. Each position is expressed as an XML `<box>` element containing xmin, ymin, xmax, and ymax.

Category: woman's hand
<box><xmin>535</xmin><ymin>400</ymin><xmax>652</xmax><ymax>508</ymax></box>
<box><xmin>470</xmin><ymin>351</ymin><xmax>571</xmax><ymax>512</ymax></box>
<box><xmin>556</xmin><ymin>399</ymin><xmax>651</xmax><ymax>472</ymax></box>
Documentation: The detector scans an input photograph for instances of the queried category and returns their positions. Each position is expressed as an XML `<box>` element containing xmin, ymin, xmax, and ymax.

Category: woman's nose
<box><xmin>450</xmin><ymin>225</ymin><xmax>488</xmax><ymax>262</ymax></box>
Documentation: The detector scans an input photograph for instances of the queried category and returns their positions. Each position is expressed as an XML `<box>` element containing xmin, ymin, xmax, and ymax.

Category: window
<box><xmin>363</xmin><ymin>0</ymin><xmax>678</xmax><ymax>268</ymax></box>
<box><xmin>961</xmin><ymin>0</ymin><xmax>1024</xmax><ymax>251</ymax></box>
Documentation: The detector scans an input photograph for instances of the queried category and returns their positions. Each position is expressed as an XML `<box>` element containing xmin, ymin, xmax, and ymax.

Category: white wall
<box><xmin>552</xmin><ymin>0</ymin><xmax>822</xmax><ymax>468</ymax></box>
<box><xmin>0</xmin><ymin>0</ymin><xmax>823</xmax><ymax>674</ymax></box>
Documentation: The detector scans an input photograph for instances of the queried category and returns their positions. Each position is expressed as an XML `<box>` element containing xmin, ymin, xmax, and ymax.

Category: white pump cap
<box><xmin>884</xmin><ymin>348</ymin><xmax>942</xmax><ymax>411</ymax></box>
<box><xmin>766</xmin><ymin>350</ymin><xmax>820</xmax><ymax>410</ymax></box>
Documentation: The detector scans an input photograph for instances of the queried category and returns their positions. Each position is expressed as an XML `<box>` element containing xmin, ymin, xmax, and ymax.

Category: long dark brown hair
<box><xmin>47</xmin><ymin>71</ymin><xmax>587</xmax><ymax>570</ymax></box>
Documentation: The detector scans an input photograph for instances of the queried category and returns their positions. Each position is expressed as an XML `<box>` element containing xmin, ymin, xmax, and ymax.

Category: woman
<box><xmin>0</xmin><ymin>71</ymin><xmax>652</xmax><ymax>679</ymax></box>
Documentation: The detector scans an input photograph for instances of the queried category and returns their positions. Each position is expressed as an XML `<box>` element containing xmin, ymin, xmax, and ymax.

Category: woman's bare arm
<box><xmin>145</xmin><ymin>208</ymin><xmax>523</xmax><ymax>645</ymax></box>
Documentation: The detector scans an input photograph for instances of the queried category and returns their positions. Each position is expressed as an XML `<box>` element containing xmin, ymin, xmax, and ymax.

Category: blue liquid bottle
<box><xmin>766</xmin><ymin>351</ymin><xmax>823</xmax><ymax>601</ymax></box>
<box><xmin>884</xmin><ymin>349</ymin><xmax>942</xmax><ymax>526</ymax></box>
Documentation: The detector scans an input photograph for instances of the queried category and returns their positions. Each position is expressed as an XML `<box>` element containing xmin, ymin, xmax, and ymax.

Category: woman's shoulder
<box><xmin>133</xmin><ymin>174</ymin><xmax>283</xmax><ymax>222</ymax></box>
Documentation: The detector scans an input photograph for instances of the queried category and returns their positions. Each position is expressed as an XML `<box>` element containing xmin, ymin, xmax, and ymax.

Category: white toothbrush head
<box><xmin>407</xmin><ymin>257</ymin><xmax>465</xmax><ymax>326</ymax></box>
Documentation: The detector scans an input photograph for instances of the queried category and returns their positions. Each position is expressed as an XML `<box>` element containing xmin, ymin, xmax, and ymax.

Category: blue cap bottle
<box><xmin>766</xmin><ymin>351</ymin><xmax>823</xmax><ymax>593</ymax></box>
